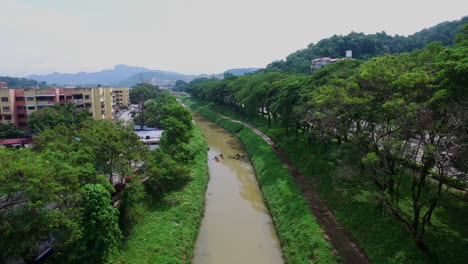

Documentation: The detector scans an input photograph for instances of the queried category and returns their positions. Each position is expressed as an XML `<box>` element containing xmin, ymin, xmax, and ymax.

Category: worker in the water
<box><xmin>214</xmin><ymin>156</ymin><xmax>220</xmax><ymax>162</ymax></box>
<box><xmin>220</xmin><ymin>153</ymin><xmax>224</xmax><ymax>158</ymax></box>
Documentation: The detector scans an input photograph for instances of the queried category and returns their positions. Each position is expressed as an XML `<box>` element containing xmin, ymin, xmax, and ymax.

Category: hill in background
<box><xmin>114</xmin><ymin>71</ymin><xmax>196</xmax><ymax>87</ymax></box>
<box><xmin>265</xmin><ymin>16</ymin><xmax>468</xmax><ymax>73</ymax></box>
<box><xmin>26</xmin><ymin>64</ymin><xmax>186</xmax><ymax>86</ymax></box>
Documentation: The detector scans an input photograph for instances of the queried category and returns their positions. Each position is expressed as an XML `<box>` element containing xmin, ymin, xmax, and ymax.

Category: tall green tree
<box><xmin>74</xmin><ymin>184</ymin><xmax>122</xmax><ymax>263</ymax></box>
<box><xmin>130</xmin><ymin>83</ymin><xmax>160</xmax><ymax>130</ymax></box>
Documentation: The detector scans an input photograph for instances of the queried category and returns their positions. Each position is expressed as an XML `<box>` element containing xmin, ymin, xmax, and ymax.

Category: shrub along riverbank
<box><xmin>110</xmin><ymin>126</ymin><xmax>208</xmax><ymax>263</ymax></box>
<box><xmin>184</xmin><ymin>98</ymin><xmax>338</xmax><ymax>264</ymax></box>
<box><xmin>183</xmin><ymin>97</ymin><xmax>468</xmax><ymax>264</ymax></box>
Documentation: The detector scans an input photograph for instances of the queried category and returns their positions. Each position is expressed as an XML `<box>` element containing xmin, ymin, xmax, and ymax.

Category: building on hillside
<box><xmin>0</xmin><ymin>82</ymin><xmax>7</xmax><ymax>89</ymax></box>
<box><xmin>311</xmin><ymin>50</ymin><xmax>353</xmax><ymax>72</ymax></box>
<box><xmin>0</xmin><ymin>87</ymin><xmax>130</xmax><ymax>129</ymax></box>
<box><xmin>311</xmin><ymin>57</ymin><xmax>333</xmax><ymax>71</ymax></box>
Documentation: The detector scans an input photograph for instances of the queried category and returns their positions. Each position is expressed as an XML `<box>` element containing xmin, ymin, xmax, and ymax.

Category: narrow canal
<box><xmin>192</xmin><ymin>112</ymin><xmax>283</xmax><ymax>264</ymax></box>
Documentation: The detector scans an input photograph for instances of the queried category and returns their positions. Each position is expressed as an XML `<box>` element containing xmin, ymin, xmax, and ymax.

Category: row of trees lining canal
<box><xmin>0</xmin><ymin>87</ymin><xmax>200</xmax><ymax>263</ymax></box>
<box><xmin>186</xmin><ymin>29</ymin><xmax>468</xmax><ymax>262</ymax></box>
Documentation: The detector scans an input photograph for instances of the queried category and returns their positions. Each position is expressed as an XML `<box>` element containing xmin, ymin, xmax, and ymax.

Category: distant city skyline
<box><xmin>1</xmin><ymin>0</ymin><xmax>467</xmax><ymax>77</ymax></box>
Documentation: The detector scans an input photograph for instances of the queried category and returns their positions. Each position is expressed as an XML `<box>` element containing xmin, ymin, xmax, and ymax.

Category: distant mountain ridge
<box><xmin>27</xmin><ymin>65</ymin><xmax>187</xmax><ymax>86</ymax></box>
<box><xmin>26</xmin><ymin>65</ymin><xmax>262</xmax><ymax>87</ymax></box>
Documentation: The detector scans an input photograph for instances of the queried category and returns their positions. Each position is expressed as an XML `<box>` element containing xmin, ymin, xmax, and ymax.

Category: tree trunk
<box><xmin>139</xmin><ymin>100</ymin><xmax>145</xmax><ymax>131</ymax></box>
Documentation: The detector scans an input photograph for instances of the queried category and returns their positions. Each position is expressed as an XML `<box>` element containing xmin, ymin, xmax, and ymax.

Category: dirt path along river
<box><xmin>192</xmin><ymin>112</ymin><xmax>283</xmax><ymax>264</ymax></box>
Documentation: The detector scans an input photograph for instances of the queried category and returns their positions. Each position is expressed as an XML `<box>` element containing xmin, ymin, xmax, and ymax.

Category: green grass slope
<box><xmin>184</xmin><ymin>97</ymin><xmax>338</xmax><ymax>264</ymax></box>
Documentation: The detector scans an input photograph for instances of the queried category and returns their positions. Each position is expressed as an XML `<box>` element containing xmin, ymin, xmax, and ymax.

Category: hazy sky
<box><xmin>1</xmin><ymin>0</ymin><xmax>467</xmax><ymax>76</ymax></box>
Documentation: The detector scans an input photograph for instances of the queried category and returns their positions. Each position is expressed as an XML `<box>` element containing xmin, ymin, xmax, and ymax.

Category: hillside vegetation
<box><xmin>265</xmin><ymin>16</ymin><xmax>468</xmax><ymax>73</ymax></box>
<box><xmin>185</xmin><ymin>26</ymin><xmax>468</xmax><ymax>263</ymax></box>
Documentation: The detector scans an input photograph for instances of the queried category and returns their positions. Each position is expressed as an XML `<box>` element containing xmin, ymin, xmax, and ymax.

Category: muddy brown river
<box><xmin>192</xmin><ymin>112</ymin><xmax>283</xmax><ymax>264</ymax></box>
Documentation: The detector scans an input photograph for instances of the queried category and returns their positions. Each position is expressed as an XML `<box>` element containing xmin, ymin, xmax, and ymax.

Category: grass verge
<box><xmin>110</xmin><ymin>126</ymin><xmax>208</xmax><ymax>264</ymax></box>
<box><xmin>183</xmin><ymin>97</ymin><xmax>468</xmax><ymax>264</ymax></box>
<box><xmin>184</xmin><ymin>97</ymin><xmax>338</xmax><ymax>264</ymax></box>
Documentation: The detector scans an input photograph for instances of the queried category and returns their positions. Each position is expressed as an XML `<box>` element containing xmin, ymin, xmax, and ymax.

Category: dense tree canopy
<box><xmin>0</xmin><ymin>124</ymin><xmax>24</xmax><ymax>139</ymax></box>
<box><xmin>129</xmin><ymin>83</ymin><xmax>160</xmax><ymax>104</ymax></box>
<box><xmin>188</xmin><ymin>30</ymin><xmax>468</xmax><ymax>253</ymax></box>
<box><xmin>172</xmin><ymin>79</ymin><xmax>188</xmax><ymax>92</ymax></box>
<box><xmin>27</xmin><ymin>102</ymin><xmax>91</xmax><ymax>133</ymax></box>
<box><xmin>1</xmin><ymin>103</ymin><xmax>147</xmax><ymax>262</ymax></box>
<box><xmin>265</xmin><ymin>16</ymin><xmax>468</xmax><ymax>73</ymax></box>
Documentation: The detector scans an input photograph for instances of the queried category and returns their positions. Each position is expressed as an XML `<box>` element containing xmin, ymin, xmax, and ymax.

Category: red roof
<box><xmin>0</xmin><ymin>138</ymin><xmax>32</xmax><ymax>145</ymax></box>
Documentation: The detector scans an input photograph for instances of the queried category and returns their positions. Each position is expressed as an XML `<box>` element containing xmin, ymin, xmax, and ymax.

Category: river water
<box><xmin>192</xmin><ymin>112</ymin><xmax>283</xmax><ymax>264</ymax></box>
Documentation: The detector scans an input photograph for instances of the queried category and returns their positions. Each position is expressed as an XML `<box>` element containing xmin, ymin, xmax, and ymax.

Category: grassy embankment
<box><xmin>110</xmin><ymin>127</ymin><xmax>208</xmax><ymax>264</ymax></box>
<box><xmin>184</xmin><ymin>98</ymin><xmax>338</xmax><ymax>264</ymax></box>
<box><xmin>183</xmin><ymin>97</ymin><xmax>468</xmax><ymax>264</ymax></box>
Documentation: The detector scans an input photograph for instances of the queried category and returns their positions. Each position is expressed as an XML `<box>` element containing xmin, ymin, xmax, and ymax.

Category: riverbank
<box><xmin>184</xmin><ymin>98</ymin><xmax>338</xmax><ymax>263</ymax></box>
<box><xmin>182</xmin><ymin>97</ymin><xmax>468</xmax><ymax>264</ymax></box>
<box><xmin>110</xmin><ymin>126</ymin><xmax>209</xmax><ymax>263</ymax></box>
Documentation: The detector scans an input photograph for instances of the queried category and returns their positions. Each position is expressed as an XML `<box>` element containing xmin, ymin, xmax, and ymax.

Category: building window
<box><xmin>17</xmin><ymin>114</ymin><xmax>26</xmax><ymax>118</ymax></box>
<box><xmin>15</xmin><ymin>97</ymin><xmax>25</xmax><ymax>101</ymax></box>
<box><xmin>1</xmin><ymin>97</ymin><xmax>8</xmax><ymax>102</ymax></box>
<box><xmin>37</xmin><ymin>106</ymin><xmax>45</xmax><ymax>110</ymax></box>
<box><xmin>85</xmin><ymin>95</ymin><xmax>90</xmax><ymax>100</ymax></box>
<box><xmin>2</xmin><ymin>106</ymin><xmax>10</xmax><ymax>112</ymax></box>
<box><xmin>27</xmin><ymin>105</ymin><xmax>35</xmax><ymax>110</ymax></box>
<box><xmin>4</xmin><ymin>115</ymin><xmax>12</xmax><ymax>120</ymax></box>
<box><xmin>17</xmin><ymin>105</ymin><xmax>25</xmax><ymax>110</ymax></box>
<box><xmin>27</xmin><ymin>97</ymin><xmax>34</xmax><ymax>101</ymax></box>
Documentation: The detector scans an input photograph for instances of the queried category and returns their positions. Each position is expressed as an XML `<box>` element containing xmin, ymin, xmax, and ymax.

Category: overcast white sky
<box><xmin>0</xmin><ymin>0</ymin><xmax>467</xmax><ymax>76</ymax></box>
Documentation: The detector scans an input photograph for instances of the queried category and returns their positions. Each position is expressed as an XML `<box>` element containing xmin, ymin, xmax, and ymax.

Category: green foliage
<box><xmin>0</xmin><ymin>124</ymin><xmax>24</xmax><ymax>139</ymax></box>
<box><xmin>265</xmin><ymin>16</ymin><xmax>468</xmax><ymax>73</ymax></box>
<box><xmin>34</xmin><ymin>120</ymin><xmax>146</xmax><ymax>185</ymax></box>
<box><xmin>0</xmin><ymin>149</ymin><xmax>82</xmax><ymax>262</ymax></box>
<box><xmin>27</xmin><ymin>102</ymin><xmax>91</xmax><ymax>133</ymax></box>
<box><xmin>144</xmin><ymin>149</ymin><xmax>190</xmax><ymax>196</ymax></box>
<box><xmin>76</xmin><ymin>184</ymin><xmax>122</xmax><ymax>263</ymax></box>
<box><xmin>186</xmin><ymin>98</ymin><xmax>468</xmax><ymax>264</ymax></box>
<box><xmin>118</xmin><ymin>179</ymin><xmax>146</xmax><ymax>235</ymax></box>
<box><xmin>110</xmin><ymin>126</ymin><xmax>209</xmax><ymax>264</ymax></box>
<box><xmin>143</xmin><ymin>91</ymin><xmax>196</xmax><ymax>198</ymax></box>
<box><xmin>129</xmin><ymin>83</ymin><xmax>160</xmax><ymax>104</ymax></box>
<box><xmin>173</xmin><ymin>79</ymin><xmax>187</xmax><ymax>92</ymax></box>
